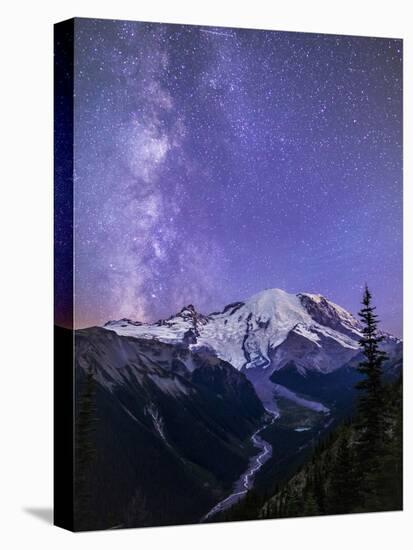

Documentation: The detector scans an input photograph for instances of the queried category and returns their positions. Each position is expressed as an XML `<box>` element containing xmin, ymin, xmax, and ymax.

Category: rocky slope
<box><xmin>72</xmin><ymin>326</ymin><xmax>267</xmax><ymax>529</ymax></box>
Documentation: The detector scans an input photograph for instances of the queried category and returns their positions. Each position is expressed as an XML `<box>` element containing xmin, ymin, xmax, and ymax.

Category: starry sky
<box><xmin>66</xmin><ymin>18</ymin><xmax>402</xmax><ymax>335</ymax></box>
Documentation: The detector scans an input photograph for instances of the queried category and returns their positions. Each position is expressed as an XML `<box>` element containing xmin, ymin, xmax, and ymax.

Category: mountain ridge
<box><xmin>103</xmin><ymin>288</ymin><xmax>401</xmax><ymax>415</ymax></box>
<box><xmin>104</xmin><ymin>288</ymin><xmax>400</xmax><ymax>374</ymax></box>
<box><xmin>73</xmin><ymin>326</ymin><xmax>268</xmax><ymax>529</ymax></box>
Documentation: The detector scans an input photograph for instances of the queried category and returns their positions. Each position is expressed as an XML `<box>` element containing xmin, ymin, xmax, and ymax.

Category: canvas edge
<box><xmin>53</xmin><ymin>17</ymin><xmax>76</xmax><ymax>532</ymax></box>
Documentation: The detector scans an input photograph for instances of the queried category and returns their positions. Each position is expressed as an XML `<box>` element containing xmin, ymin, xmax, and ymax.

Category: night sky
<box><xmin>70</xmin><ymin>18</ymin><xmax>402</xmax><ymax>335</ymax></box>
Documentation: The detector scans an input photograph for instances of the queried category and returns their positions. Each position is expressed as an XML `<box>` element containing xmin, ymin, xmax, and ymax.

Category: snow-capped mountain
<box><xmin>104</xmin><ymin>288</ymin><xmax>401</xmax><ymax>413</ymax></box>
<box><xmin>104</xmin><ymin>288</ymin><xmax>367</xmax><ymax>374</ymax></box>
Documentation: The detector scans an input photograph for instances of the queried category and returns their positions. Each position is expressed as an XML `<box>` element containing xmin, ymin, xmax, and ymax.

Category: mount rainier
<box><xmin>104</xmin><ymin>288</ymin><xmax>401</xmax><ymax>413</ymax></box>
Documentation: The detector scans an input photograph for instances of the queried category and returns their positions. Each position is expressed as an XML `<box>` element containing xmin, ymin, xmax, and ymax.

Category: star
<box><xmin>53</xmin><ymin>19</ymin><xmax>401</xmax><ymax>337</ymax></box>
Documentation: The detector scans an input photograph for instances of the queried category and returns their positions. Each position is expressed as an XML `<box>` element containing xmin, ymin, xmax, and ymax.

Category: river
<box><xmin>202</xmin><ymin>411</ymin><xmax>279</xmax><ymax>521</ymax></box>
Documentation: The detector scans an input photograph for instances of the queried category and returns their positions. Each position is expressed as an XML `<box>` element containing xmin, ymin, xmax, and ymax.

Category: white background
<box><xmin>0</xmin><ymin>0</ymin><xmax>411</xmax><ymax>548</ymax></box>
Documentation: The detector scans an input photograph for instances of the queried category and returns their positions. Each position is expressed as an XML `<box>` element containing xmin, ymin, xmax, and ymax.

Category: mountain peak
<box><xmin>180</xmin><ymin>304</ymin><xmax>196</xmax><ymax>314</ymax></box>
<box><xmin>297</xmin><ymin>292</ymin><xmax>361</xmax><ymax>336</ymax></box>
<box><xmin>248</xmin><ymin>288</ymin><xmax>290</xmax><ymax>300</ymax></box>
<box><xmin>101</xmin><ymin>287</ymin><xmax>378</xmax><ymax>375</ymax></box>
<box><xmin>244</xmin><ymin>288</ymin><xmax>311</xmax><ymax>326</ymax></box>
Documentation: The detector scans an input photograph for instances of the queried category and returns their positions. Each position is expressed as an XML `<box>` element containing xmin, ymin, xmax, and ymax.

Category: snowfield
<box><xmin>104</xmin><ymin>288</ymin><xmax>364</xmax><ymax>374</ymax></box>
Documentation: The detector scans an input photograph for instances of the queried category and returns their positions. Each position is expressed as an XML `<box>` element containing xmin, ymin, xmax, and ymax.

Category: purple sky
<box><xmin>71</xmin><ymin>19</ymin><xmax>402</xmax><ymax>335</ymax></box>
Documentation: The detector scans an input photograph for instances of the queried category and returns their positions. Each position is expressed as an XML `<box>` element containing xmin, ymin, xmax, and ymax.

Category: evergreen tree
<box><xmin>303</xmin><ymin>492</ymin><xmax>319</xmax><ymax>516</ymax></box>
<box><xmin>285</xmin><ymin>487</ymin><xmax>303</xmax><ymax>517</ymax></box>
<box><xmin>312</xmin><ymin>461</ymin><xmax>326</xmax><ymax>514</ymax></box>
<box><xmin>375</xmin><ymin>376</ymin><xmax>403</xmax><ymax>510</ymax></box>
<box><xmin>355</xmin><ymin>285</ymin><xmax>388</xmax><ymax>507</ymax></box>
<box><xmin>301</xmin><ymin>469</ymin><xmax>320</xmax><ymax>516</ymax></box>
<box><xmin>328</xmin><ymin>428</ymin><xmax>357</xmax><ymax>514</ymax></box>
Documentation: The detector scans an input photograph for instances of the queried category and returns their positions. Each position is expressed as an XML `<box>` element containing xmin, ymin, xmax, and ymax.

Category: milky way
<box><xmin>68</xmin><ymin>19</ymin><xmax>402</xmax><ymax>334</ymax></box>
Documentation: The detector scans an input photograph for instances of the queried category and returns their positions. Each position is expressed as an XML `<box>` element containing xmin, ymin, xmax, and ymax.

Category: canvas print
<box><xmin>54</xmin><ymin>18</ymin><xmax>403</xmax><ymax>531</ymax></box>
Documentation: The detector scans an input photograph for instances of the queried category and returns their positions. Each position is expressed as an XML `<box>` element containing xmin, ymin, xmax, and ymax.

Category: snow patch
<box><xmin>273</xmin><ymin>383</ymin><xmax>330</xmax><ymax>413</ymax></box>
<box><xmin>147</xmin><ymin>373</ymin><xmax>189</xmax><ymax>397</ymax></box>
<box><xmin>145</xmin><ymin>403</ymin><xmax>168</xmax><ymax>443</ymax></box>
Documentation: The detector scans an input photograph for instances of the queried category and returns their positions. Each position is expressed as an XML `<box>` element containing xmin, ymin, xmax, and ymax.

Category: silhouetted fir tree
<box><xmin>303</xmin><ymin>492</ymin><xmax>319</xmax><ymax>516</ymax></box>
<box><xmin>327</xmin><ymin>428</ymin><xmax>358</xmax><ymax>514</ymax></box>
<box><xmin>253</xmin><ymin>324</ymin><xmax>401</xmax><ymax>521</ymax></box>
<box><xmin>389</xmin><ymin>376</ymin><xmax>403</xmax><ymax>508</ymax></box>
<box><xmin>354</xmin><ymin>286</ymin><xmax>388</xmax><ymax>508</ymax></box>
<box><xmin>375</xmin><ymin>375</ymin><xmax>403</xmax><ymax>510</ymax></box>
<box><xmin>276</xmin><ymin>489</ymin><xmax>287</xmax><ymax>518</ymax></box>
<box><xmin>285</xmin><ymin>487</ymin><xmax>302</xmax><ymax>517</ymax></box>
<box><xmin>312</xmin><ymin>461</ymin><xmax>326</xmax><ymax>513</ymax></box>
<box><xmin>260</xmin><ymin>502</ymin><xmax>270</xmax><ymax>519</ymax></box>
<box><xmin>74</xmin><ymin>366</ymin><xmax>98</xmax><ymax>529</ymax></box>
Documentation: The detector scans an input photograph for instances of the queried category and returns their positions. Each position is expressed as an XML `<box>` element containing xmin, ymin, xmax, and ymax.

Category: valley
<box><xmin>203</xmin><ymin>410</ymin><xmax>279</xmax><ymax>521</ymax></box>
<box><xmin>72</xmin><ymin>288</ymin><xmax>402</xmax><ymax>530</ymax></box>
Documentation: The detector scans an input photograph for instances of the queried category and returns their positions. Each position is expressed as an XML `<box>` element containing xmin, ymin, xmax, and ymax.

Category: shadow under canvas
<box><xmin>24</xmin><ymin>508</ymin><xmax>53</xmax><ymax>525</ymax></box>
